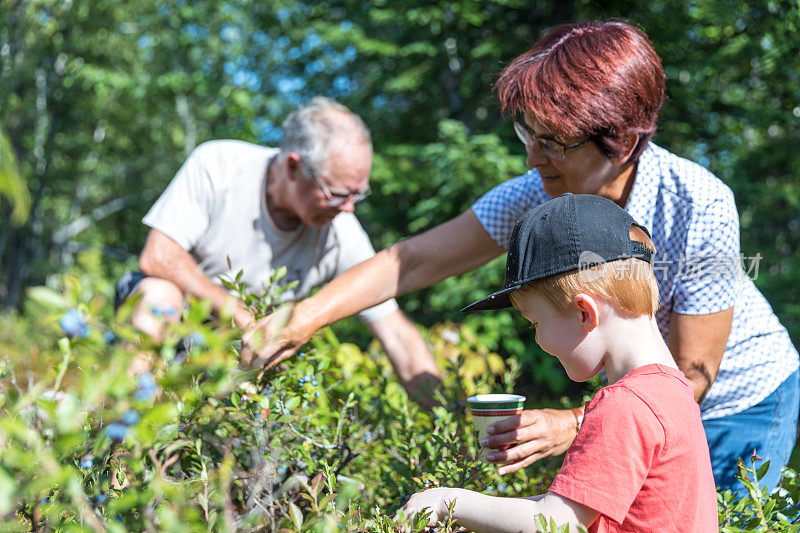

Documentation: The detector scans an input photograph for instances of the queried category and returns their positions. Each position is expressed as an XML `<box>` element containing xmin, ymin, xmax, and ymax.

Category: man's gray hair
<box><xmin>280</xmin><ymin>97</ymin><xmax>372</xmax><ymax>173</ymax></box>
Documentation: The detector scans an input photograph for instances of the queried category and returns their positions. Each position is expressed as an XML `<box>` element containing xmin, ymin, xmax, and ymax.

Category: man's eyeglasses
<box><xmin>306</xmin><ymin>165</ymin><xmax>371</xmax><ymax>207</ymax></box>
<box><xmin>513</xmin><ymin>121</ymin><xmax>591</xmax><ymax>161</ymax></box>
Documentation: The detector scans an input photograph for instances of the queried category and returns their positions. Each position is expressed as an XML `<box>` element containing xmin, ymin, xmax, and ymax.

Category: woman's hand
<box><xmin>399</xmin><ymin>488</ymin><xmax>456</xmax><ymax>527</ymax></box>
<box><xmin>483</xmin><ymin>408</ymin><xmax>579</xmax><ymax>475</ymax></box>
<box><xmin>240</xmin><ymin>305</ymin><xmax>304</xmax><ymax>369</ymax></box>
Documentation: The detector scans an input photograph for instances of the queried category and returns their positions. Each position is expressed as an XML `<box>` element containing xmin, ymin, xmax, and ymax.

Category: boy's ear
<box><xmin>573</xmin><ymin>294</ymin><xmax>599</xmax><ymax>332</ymax></box>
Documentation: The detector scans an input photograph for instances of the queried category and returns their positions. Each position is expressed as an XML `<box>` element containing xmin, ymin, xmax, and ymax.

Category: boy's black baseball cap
<box><xmin>461</xmin><ymin>194</ymin><xmax>653</xmax><ymax>314</ymax></box>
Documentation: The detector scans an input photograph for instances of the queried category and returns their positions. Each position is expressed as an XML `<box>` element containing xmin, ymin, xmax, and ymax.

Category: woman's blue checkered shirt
<box><xmin>472</xmin><ymin>142</ymin><xmax>799</xmax><ymax>420</ymax></box>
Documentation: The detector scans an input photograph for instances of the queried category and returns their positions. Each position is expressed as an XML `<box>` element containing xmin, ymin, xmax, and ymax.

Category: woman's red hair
<box><xmin>496</xmin><ymin>21</ymin><xmax>665</xmax><ymax>163</ymax></box>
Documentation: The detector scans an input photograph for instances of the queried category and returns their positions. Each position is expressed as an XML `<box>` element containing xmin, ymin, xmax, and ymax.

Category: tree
<box><xmin>0</xmin><ymin>0</ymin><xmax>266</xmax><ymax>307</ymax></box>
<box><xmin>0</xmin><ymin>125</ymin><xmax>29</xmax><ymax>225</ymax></box>
<box><xmin>2</xmin><ymin>0</ymin><xmax>797</xmax><ymax>381</ymax></box>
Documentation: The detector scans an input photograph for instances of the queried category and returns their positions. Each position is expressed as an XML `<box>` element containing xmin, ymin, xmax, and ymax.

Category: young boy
<box><xmin>401</xmin><ymin>194</ymin><xmax>717</xmax><ymax>532</ymax></box>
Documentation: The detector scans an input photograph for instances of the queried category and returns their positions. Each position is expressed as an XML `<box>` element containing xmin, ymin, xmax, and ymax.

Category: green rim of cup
<box><xmin>467</xmin><ymin>394</ymin><xmax>525</xmax><ymax>411</ymax></box>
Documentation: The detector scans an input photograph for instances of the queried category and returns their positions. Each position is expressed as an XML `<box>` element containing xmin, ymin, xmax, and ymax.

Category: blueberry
<box><xmin>311</xmin><ymin>380</ymin><xmax>318</xmax><ymax>386</ymax></box>
<box><xmin>170</xmin><ymin>351</ymin><xmax>186</xmax><ymax>366</ymax></box>
<box><xmin>103</xmin><ymin>331</ymin><xmax>118</xmax><ymax>344</ymax></box>
<box><xmin>121</xmin><ymin>410</ymin><xmax>140</xmax><ymax>426</ymax></box>
<box><xmin>138</xmin><ymin>372</ymin><xmax>156</xmax><ymax>389</ymax></box>
<box><xmin>134</xmin><ymin>372</ymin><xmax>157</xmax><ymax>401</ymax></box>
<box><xmin>298</xmin><ymin>352</ymin><xmax>304</xmax><ymax>358</ymax></box>
<box><xmin>314</xmin><ymin>391</ymin><xmax>320</xmax><ymax>398</ymax></box>
<box><xmin>79</xmin><ymin>456</ymin><xmax>94</xmax><ymax>469</ymax></box>
<box><xmin>189</xmin><ymin>331</ymin><xmax>206</xmax><ymax>347</ymax></box>
<box><xmin>497</xmin><ymin>484</ymin><xmax>506</xmax><ymax>492</ymax></box>
<box><xmin>105</xmin><ymin>423</ymin><xmax>128</xmax><ymax>441</ymax></box>
<box><xmin>150</xmin><ymin>305</ymin><xmax>177</xmax><ymax>318</ymax></box>
<box><xmin>59</xmin><ymin>308</ymin><xmax>88</xmax><ymax>338</ymax></box>
<box><xmin>282</xmin><ymin>408</ymin><xmax>290</xmax><ymax>415</ymax></box>
<box><xmin>95</xmin><ymin>494</ymin><xmax>107</xmax><ymax>506</ymax></box>
<box><xmin>177</xmin><ymin>331</ymin><xmax>205</xmax><ymax>356</ymax></box>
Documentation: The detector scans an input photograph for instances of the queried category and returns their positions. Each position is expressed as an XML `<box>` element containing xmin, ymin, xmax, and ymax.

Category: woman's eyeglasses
<box><xmin>513</xmin><ymin>121</ymin><xmax>591</xmax><ymax>161</ymax></box>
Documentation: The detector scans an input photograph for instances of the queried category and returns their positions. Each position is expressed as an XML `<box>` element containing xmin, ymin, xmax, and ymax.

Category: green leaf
<box><xmin>267</xmin><ymin>304</ymin><xmax>295</xmax><ymax>340</ymax></box>
<box><xmin>140</xmin><ymin>403</ymin><xmax>179</xmax><ymax>428</ymax></box>
<box><xmin>54</xmin><ymin>392</ymin><xmax>81</xmax><ymax>433</ymax></box>
<box><xmin>756</xmin><ymin>460</ymin><xmax>771</xmax><ymax>481</ymax></box>
<box><xmin>0</xmin><ymin>466</ymin><xmax>16</xmax><ymax>515</ymax></box>
<box><xmin>289</xmin><ymin>501</ymin><xmax>303</xmax><ymax>528</ymax></box>
<box><xmin>334</xmin><ymin>480</ymin><xmax>361</xmax><ymax>511</ymax></box>
<box><xmin>25</xmin><ymin>287</ymin><xmax>69</xmax><ymax>309</ymax></box>
<box><xmin>285</xmin><ymin>396</ymin><xmax>301</xmax><ymax>409</ymax></box>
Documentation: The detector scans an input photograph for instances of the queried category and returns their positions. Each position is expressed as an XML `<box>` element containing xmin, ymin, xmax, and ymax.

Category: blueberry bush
<box><xmin>0</xmin><ymin>252</ymin><xmax>553</xmax><ymax>531</ymax></box>
<box><xmin>0</xmin><ymin>252</ymin><xmax>797</xmax><ymax>532</ymax></box>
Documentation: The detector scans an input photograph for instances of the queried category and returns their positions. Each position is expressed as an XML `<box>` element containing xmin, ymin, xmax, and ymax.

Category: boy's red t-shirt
<box><xmin>548</xmin><ymin>364</ymin><xmax>717</xmax><ymax>532</ymax></box>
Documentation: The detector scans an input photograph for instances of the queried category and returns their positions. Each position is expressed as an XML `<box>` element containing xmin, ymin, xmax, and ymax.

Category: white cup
<box><xmin>467</xmin><ymin>394</ymin><xmax>526</xmax><ymax>456</ymax></box>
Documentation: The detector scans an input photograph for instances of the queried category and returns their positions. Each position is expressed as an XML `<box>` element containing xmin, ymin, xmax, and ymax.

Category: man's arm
<box><xmin>139</xmin><ymin>229</ymin><xmax>253</xmax><ymax>329</ymax></box>
<box><xmin>401</xmin><ymin>488</ymin><xmax>598</xmax><ymax>532</ymax></box>
<box><xmin>365</xmin><ymin>310</ymin><xmax>442</xmax><ymax>407</ymax></box>
<box><xmin>668</xmin><ymin>308</ymin><xmax>733</xmax><ymax>403</ymax></box>
<box><xmin>245</xmin><ymin>209</ymin><xmax>505</xmax><ymax>367</ymax></box>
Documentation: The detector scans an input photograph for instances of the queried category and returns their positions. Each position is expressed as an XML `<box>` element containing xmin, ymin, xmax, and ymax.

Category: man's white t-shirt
<box><xmin>142</xmin><ymin>139</ymin><xmax>397</xmax><ymax>323</ymax></box>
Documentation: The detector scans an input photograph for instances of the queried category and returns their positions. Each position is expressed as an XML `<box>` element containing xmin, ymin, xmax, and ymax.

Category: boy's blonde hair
<box><xmin>516</xmin><ymin>226</ymin><xmax>659</xmax><ymax>317</ymax></box>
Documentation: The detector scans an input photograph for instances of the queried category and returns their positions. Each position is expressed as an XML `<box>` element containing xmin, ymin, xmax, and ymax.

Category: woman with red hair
<box><xmin>247</xmin><ymin>20</ymin><xmax>799</xmax><ymax>498</ymax></box>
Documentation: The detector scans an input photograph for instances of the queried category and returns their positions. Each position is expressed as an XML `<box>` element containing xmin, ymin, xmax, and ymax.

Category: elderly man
<box><xmin>119</xmin><ymin>97</ymin><xmax>440</xmax><ymax>403</ymax></box>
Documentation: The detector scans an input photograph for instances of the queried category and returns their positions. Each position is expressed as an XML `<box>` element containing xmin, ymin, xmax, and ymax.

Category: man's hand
<box><xmin>240</xmin><ymin>305</ymin><xmax>302</xmax><ymax>369</ymax></box>
<box><xmin>482</xmin><ymin>408</ymin><xmax>578</xmax><ymax>475</ymax></box>
<box><xmin>404</xmin><ymin>372</ymin><xmax>443</xmax><ymax>410</ymax></box>
<box><xmin>140</xmin><ymin>229</ymin><xmax>257</xmax><ymax>334</ymax></box>
<box><xmin>366</xmin><ymin>310</ymin><xmax>442</xmax><ymax>408</ymax></box>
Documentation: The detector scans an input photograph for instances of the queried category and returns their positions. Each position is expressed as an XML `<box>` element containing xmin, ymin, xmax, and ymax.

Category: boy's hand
<box><xmin>399</xmin><ymin>488</ymin><xmax>455</xmax><ymax>527</ymax></box>
<box><xmin>483</xmin><ymin>408</ymin><xmax>577</xmax><ymax>475</ymax></box>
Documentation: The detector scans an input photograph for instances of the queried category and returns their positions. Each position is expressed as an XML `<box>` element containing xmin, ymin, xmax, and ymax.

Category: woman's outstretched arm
<box><xmin>242</xmin><ymin>209</ymin><xmax>505</xmax><ymax>368</ymax></box>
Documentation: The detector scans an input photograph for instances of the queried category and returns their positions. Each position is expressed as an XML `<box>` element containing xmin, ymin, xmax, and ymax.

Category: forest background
<box><xmin>1</xmin><ymin>0</ymin><xmax>799</xmax><ymax>471</ymax></box>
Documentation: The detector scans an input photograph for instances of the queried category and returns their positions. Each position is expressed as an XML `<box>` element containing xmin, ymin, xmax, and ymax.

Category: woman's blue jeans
<box><xmin>703</xmin><ymin>368</ymin><xmax>800</xmax><ymax>496</ymax></box>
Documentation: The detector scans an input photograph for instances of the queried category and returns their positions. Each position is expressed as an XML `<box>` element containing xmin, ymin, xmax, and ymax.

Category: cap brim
<box><xmin>460</xmin><ymin>285</ymin><xmax>520</xmax><ymax>314</ymax></box>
